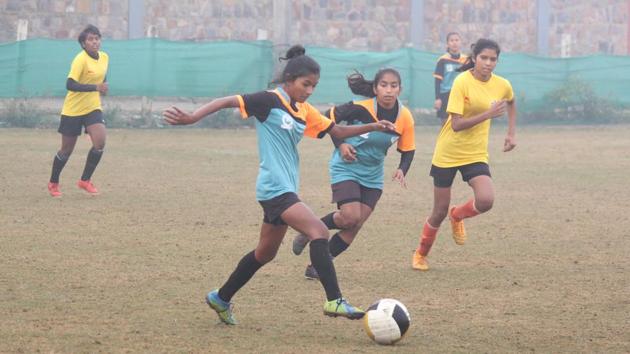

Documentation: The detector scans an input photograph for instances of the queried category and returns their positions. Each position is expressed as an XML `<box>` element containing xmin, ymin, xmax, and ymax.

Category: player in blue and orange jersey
<box><xmin>163</xmin><ymin>45</ymin><xmax>396</xmax><ymax>325</ymax></box>
<box><xmin>434</xmin><ymin>32</ymin><xmax>467</xmax><ymax>126</ymax></box>
<box><xmin>291</xmin><ymin>68</ymin><xmax>415</xmax><ymax>279</ymax></box>
<box><xmin>48</xmin><ymin>25</ymin><xmax>109</xmax><ymax>197</ymax></box>
<box><xmin>412</xmin><ymin>38</ymin><xmax>517</xmax><ymax>271</ymax></box>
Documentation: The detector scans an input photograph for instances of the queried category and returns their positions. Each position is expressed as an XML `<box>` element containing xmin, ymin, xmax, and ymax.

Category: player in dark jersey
<box><xmin>434</xmin><ymin>32</ymin><xmax>467</xmax><ymax>126</ymax></box>
<box><xmin>291</xmin><ymin>68</ymin><xmax>415</xmax><ymax>280</ymax></box>
<box><xmin>163</xmin><ymin>45</ymin><xmax>395</xmax><ymax>325</ymax></box>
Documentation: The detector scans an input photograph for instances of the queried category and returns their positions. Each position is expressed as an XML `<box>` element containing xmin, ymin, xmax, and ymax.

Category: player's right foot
<box><xmin>412</xmin><ymin>249</ymin><xmax>429</xmax><ymax>271</ymax></box>
<box><xmin>292</xmin><ymin>232</ymin><xmax>309</xmax><ymax>255</ymax></box>
<box><xmin>205</xmin><ymin>290</ymin><xmax>237</xmax><ymax>325</ymax></box>
<box><xmin>47</xmin><ymin>182</ymin><xmax>62</xmax><ymax>197</ymax></box>
<box><xmin>449</xmin><ymin>206</ymin><xmax>466</xmax><ymax>245</ymax></box>
<box><xmin>77</xmin><ymin>179</ymin><xmax>99</xmax><ymax>195</ymax></box>
<box><xmin>304</xmin><ymin>264</ymin><xmax>319</xmax><ymax>280</ymax></box>
<box><xmin>323</xmin><ymin>298</ymin><xmax>364</xmax><ymax>320</ymax></box>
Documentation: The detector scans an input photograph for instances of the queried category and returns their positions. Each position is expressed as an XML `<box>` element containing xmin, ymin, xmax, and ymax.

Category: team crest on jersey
<box><xmin>280</xmin><ymin>113</ymin><xmax>294</xmax><ymax>130</ymax></box>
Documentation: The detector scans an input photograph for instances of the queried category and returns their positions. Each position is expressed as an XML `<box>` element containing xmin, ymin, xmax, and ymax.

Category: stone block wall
<box><xmin>0</xmin><ymin>0</ymin><xmax>627</xmax><ymax>56</ymax></box>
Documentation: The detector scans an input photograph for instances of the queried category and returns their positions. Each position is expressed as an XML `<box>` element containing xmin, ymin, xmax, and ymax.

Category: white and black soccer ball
<box><xmin>363</xmin><ymin>298</ymin><xmax>411</xmax><ymax>345</ymax></box>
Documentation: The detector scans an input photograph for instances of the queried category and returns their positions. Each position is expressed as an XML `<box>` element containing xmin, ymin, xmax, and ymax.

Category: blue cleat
<box><xmin>205</xmin><ymin>289</ymin><xmax>237</xmax><ymax>325</ymax></box>
<box><xmin>323</xmin><ymin>298</ymin><xmax>364</xmax><ymax>320</ymax></box>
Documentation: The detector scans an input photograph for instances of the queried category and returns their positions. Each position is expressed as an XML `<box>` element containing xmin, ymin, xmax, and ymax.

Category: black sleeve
<box><xmin>434</xmin><ymin>59</ymin><xmax>444</xmax><ymax>99</ymax></box>
<box><xmin>240</xmin><ymin>91</ymin><xmax>276</xmax><ymax>122</ymax></box>
<box><xmin>326</xmin><ymin>103</ymin><xmax>352</xmax><ymax>147</ymax></box>
<box><xmin>66</xmin><ymin>78</ymin><xmax>97</xmax><ymax>92</ymax></box>
<box><xmin>397</xmin><ymin>150</ymin><xmax>415</xmax><ymax>176</ymax></box>
<box><xmin>434</xmin><ymin>77</ymin><xmax>442</xmax><ymax>99</ymax></box>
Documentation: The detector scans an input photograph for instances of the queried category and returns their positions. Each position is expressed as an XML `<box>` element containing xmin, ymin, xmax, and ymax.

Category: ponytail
<box><xmin>275</xmin><ymin>44</ymin><xmax>320</xmax><ymax>83</ymax></box>
<box><xmin>347</xmin><ymin>68</ymin><xmax>402</xmax><ymax>98</ymax></box>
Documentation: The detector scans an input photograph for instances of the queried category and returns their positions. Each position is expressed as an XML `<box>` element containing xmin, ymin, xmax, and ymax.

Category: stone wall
<box><xmin>0</xmin><ymin>0</ymin><xmax>627</xmax><ymax>57</ymax></box>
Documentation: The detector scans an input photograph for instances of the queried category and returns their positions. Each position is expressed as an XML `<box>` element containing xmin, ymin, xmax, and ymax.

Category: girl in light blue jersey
<box><xmin>163</xmin><ymin>45</ymin><xmax>395</xmax><ymax>325</ymax></box>
<box><xmin>292</xmin><ymin>68</ymin><xmax>416</xmax><ymax>279</ymax></box>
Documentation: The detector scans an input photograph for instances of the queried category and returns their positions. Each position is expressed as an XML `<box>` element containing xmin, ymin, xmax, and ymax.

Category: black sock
<box><xmin>50</xmin><ymin>153</ymin><xmax>69</xmax><ymax>183</ymax></box>
<box><xmin>309</xmin><ymin>238</ymin><xmax>341</xmax><ymax>301</ymax></box>
<box><xmin>81</xmin><ymin>147</ymin><xmax>103</xmax><ymax>181</ymax></box>
<box><xmin>329</xmin><ymin>233</ymin><xmax>349</xmax><ymax>257</ymax></box>
<box><xmin>218</xmin><ymin>250</ymin><xmax>263</xmax><ymax>302</ymax></box>
<box><xmin>321</xmin><ymin>212</ymin><xmax>339</xmax><ymax>230</ymax></box>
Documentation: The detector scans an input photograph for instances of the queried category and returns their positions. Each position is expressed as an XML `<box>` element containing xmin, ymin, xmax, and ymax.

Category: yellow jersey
<box><xmin>432</xmin><ymin>70</ymin><xmax>513</xmax><ymax>168</ymax></box>
<box><xmin>61</xmin><ymin>50</ymin><xmax>109</xmax><ymax>117</ymax></box>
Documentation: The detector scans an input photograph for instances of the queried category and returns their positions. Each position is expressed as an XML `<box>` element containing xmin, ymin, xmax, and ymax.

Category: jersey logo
<box><xmin>445</xmin><ymin>64</ymin><xmax>455</xmax><ymax>72</ymax></box>
<box><xmin>280</xmin><ymin>114</ymin><xmax>294</xmax><ymax>130</ymax></box>
<box><xmin>359</xmin><ymin>132</ymin><xmax>370</xmax><ymax>139</ymax></box>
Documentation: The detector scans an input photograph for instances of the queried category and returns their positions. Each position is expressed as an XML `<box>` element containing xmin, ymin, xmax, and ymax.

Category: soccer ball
<box><xmin>363</xmin><ymin>298</ymin><xmax>411</xmax><ymax>345</ymax></box>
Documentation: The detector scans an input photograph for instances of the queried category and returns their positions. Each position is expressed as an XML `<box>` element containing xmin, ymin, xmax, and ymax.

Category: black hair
<box><xmin>445</xmin><ymin>32</ymin><xmax>460</xmax><ymax>52</ymax></box>
<box><xmin>347</xmin><ymin>68</ymin><xmax>402</xmax><ymax>98</ymax></box>
<box><xmin>78</xmin><ymin>24</ymin><xmax>101</xmax><ymax>46</ymax></box>
<box><xmin>458</xmin><ymin>38</ymin><xmax>501</xmax><ymax>72</ymax></box>
<box><xmin>276</xmin><ymin>45</ymin><xmax>320</xmax><ymax>83</ymax></box>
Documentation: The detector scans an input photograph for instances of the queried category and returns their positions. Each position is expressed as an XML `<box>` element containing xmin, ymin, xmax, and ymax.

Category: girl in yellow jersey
<box><xmin>412</xmin><ymin>38</ymin><xmax>517</xmax><ymax>271</ymax></box>
<box><xmin>48</xmin><ymin>25</ymin><xmax>109</xmax><ymax>197</ymax></box>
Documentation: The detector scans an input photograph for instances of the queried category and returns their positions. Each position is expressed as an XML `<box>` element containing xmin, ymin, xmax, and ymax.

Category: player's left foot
<box><xmin>323</xmin><ymin>298</ymin><xmax>364</xmax><ymax>319</ymax></box>
<box><xmin>304</xmin><ymin>264</ymin><xmax>319</xmax><ymax>280</ymax></box>
<box><xmin>412</xmin><ymin>249</ymin><xmax>429</xmax><ymax>271</ymax></box>
<box><xmin>205</xmin><ymin>290</ymin><xmax>237</xmax><ymax>325</ymax></box>
<box><xmin>77</xmin><ymin>179</ymin><xmax>99</xmax><ymax>195</ymax></box>
<box><xmin>48</xmin><ymin>182</ymin><xmax>62</xmax><ymax>197</ymax></box>
<box><xmin>292</xmin><ymin>233</ymin><xmax>309</xmax><ymax>255</ymax></box>
<box><xmin>449</xmin><ymin>206</ymin><xmax>466</xmax><ymax>245</ymax></box>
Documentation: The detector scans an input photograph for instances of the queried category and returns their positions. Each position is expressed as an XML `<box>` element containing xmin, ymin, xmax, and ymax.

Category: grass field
<box><xmin>1</xmin><ymin>125</ymin><xmax>629</xmax><ymax>353</ymax></box>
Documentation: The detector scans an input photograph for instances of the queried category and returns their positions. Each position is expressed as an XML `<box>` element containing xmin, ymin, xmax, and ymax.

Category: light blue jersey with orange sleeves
<box><xmin>327</xmin><ymin>98</ymin><xmax>415</xmax><ymax>189</ymax></box>
<box><xmin>237</xmin><ymin>88</ymin><xmax>334</xmax><ymax>201</ymax></box>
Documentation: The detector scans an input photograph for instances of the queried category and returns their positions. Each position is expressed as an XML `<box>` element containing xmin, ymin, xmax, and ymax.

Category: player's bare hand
<box><xmin>339</xmin><ymin>143</ymin><xmax>357</xmax><ymax>162</ymax></box>
<box><xmin>503</xmin><ymin>134</ymin><xmax>516</xmax><ymax>152</ymax></box>
<box><xmin>392</xmin><ymin>169</ymin><xmax>407</xmax><ymax>188</ymax></box>
<box><xmin>163</xmin><ymin>106</ymin><xmax>196</xmax><ymax>125</ymax></box>
<box><xmin>373</xmin><ymin>120</ymin><xmax>396</xmax><ymax>132</ymax></box>
<box><xmin>96</xmin><ymin>82</ymin><xmax>108</xmax><ymax>95</ymax></box>
<box><xmin>434</xmin><ymin>98</ymin><xmax>442</xmax><ymax>110</ymax></box>
<box><xmin>488</xmin><ymin>100</ymin><xmax>507</xmax><ymax>119</ymax></box>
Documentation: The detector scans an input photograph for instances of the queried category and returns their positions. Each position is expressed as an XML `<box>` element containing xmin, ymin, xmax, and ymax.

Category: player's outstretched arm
<box><xmin>163</xmin><ymin>96</ymin><xmax>240</xmax><ymax>125</ymax></box>
<box><xmin>329</xmin><ymin>120</ymin><xmax>395</xmax><ymax>140</ymax></box>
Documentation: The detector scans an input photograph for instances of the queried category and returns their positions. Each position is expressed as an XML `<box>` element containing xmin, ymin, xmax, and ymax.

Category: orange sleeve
<box><xmin>304</xmin><ymin>103</ymin><xmax>333</xmax><ymax>139</ymax></box>
<box><xmin>397</xmin><ymin>110</ymin><xmax>416</xmax><ymax>151</ymax></box>
<box><xmin>236</xmin><ymin>95</ymin><xmax>249</xmax><ymax>119</ymax></box>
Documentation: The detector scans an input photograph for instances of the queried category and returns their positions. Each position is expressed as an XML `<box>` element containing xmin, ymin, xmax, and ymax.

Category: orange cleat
<box><xmin>77</xmin><ymin>179</ymin><xmax>99</xmax><ymax>195</ymax></box>
<box><xmin>449</xmin><ymin>207</ymin><xmax>466</xmax><ymax>245</ymax></box>
<box><xmin>412</xmin><ymin>249</ymin><xmax>429</xmax><ymax>271</ymax></box>
<box><xmin>48</xmin><ymin>182</ymin><xmax>62</xmax><ymax>197</ymax></box>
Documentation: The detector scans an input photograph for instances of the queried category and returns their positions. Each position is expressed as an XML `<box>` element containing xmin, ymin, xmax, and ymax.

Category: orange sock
<box><xmin>452</xmin><ymin>199</ymin><xmax>479</xmax><ymax>221</ymax></box>
<box><xmin>419</xmin><ymin>221</ymin><xmax>438</xmax><ymax>256</ymax></box>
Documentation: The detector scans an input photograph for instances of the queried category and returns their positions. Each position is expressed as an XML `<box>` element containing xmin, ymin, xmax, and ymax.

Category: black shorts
<box><xmin>259</xmin><ymin>192</ymin><xmax>301</xmax><ymax>226</ymax></box>
<box><xmin>58</xmin><ymin>110</ymin><xmax>104</xmax><ymax>136</ymax></box>
<box><xmin>436</xmin><ymin>92</ymin><xmax>450</xmax><ymax>119</ymax></box>
<box><xmin>430</xmin><ymin>162</ymin><xmax>492</xmax><ymax>188</ymax></box>
<box><xmin>331</xmin><ymin>180</ymin><xmax>382</xmax><ymax>210</ymax></box>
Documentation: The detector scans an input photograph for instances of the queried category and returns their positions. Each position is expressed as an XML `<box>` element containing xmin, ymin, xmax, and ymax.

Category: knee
<box><xmin>255</xmin><ymin>249</ymin><xmax>277</xmax><ymax>265</ymax></box>
<box><xmin>336</xmin><ymin>211</ymin><xmax>361</xmax><ymax>230</ymax></box>
<box><xmin>475</xmin><ymin>198</ymin><xmax>494</xmax><ymax>213</ymax></box>
<box><xmin>92</xmin><ymin>142</ymin><xmax>105</xmax><ymax>151</ymax></box>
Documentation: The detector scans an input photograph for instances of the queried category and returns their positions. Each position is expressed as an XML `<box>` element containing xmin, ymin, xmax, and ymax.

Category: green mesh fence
<box><xmin>0</xmin><ymin>38</ymin><xmax>273</xmax><ymax>98</ymax></box>
<box><xmin>1</xmin><ymin>38</ymin><xmax>629</xmax><ymax>113</ymax></box>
